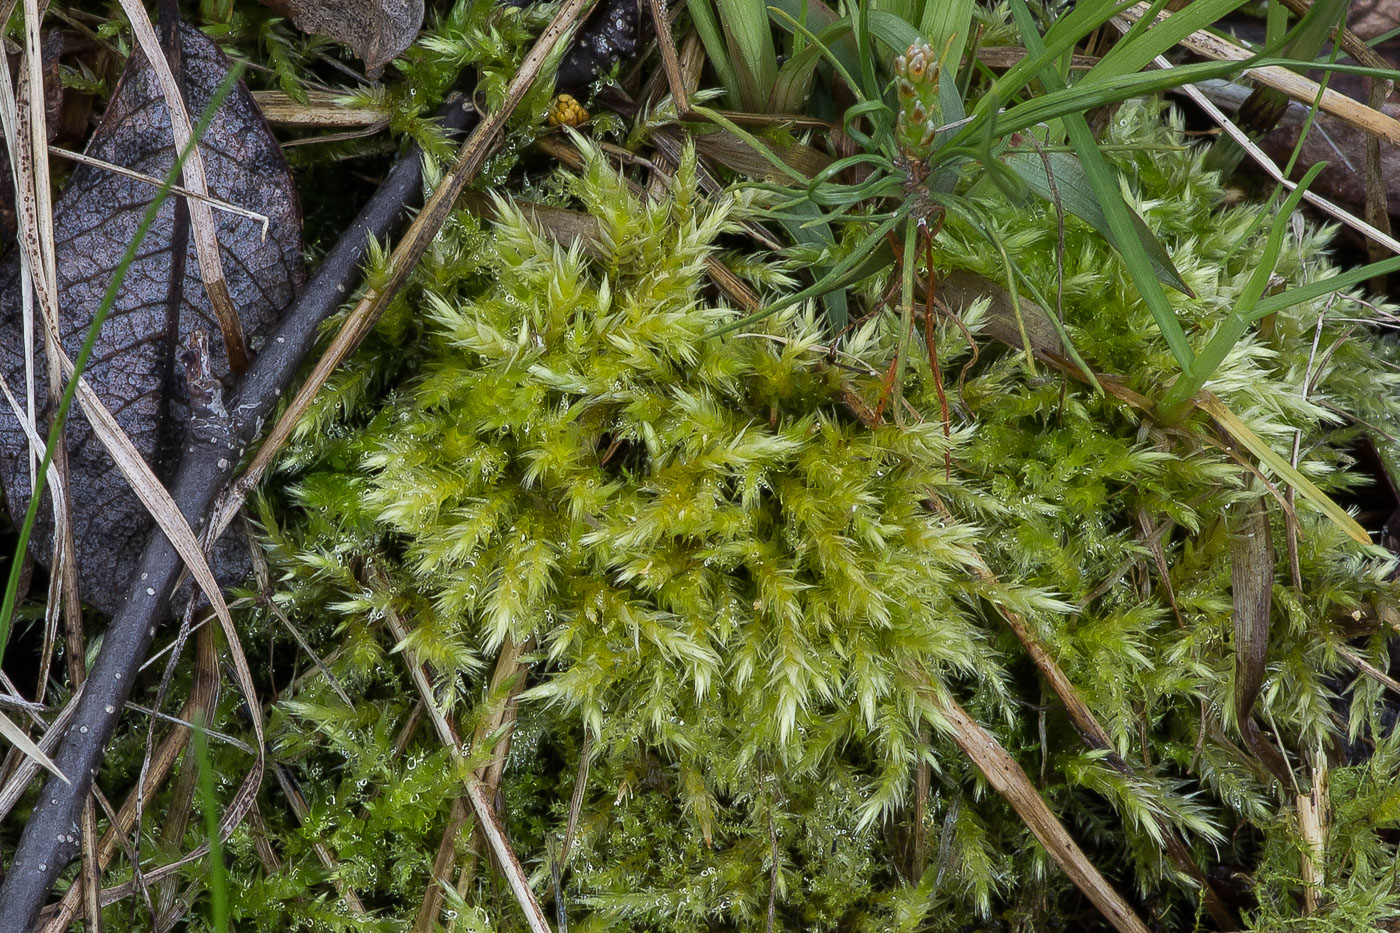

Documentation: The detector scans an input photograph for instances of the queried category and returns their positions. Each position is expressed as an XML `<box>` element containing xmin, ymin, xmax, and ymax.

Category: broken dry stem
<box><xmin>251</xmin><ymin>89</ymin><xmax>392</xmax><ymax>127</ymax></box>
<box><xmin>933</xmin><ymin>693</ymin><xmax>1152</xmax><ymax>933</ymax></box>
<box><xmin>1119</xmin><ymin>3</ymin><xmax>1400</xmax><ymax>145</ymax></box>
<box><xmin>418</xmin><ymin>635</ymin><xmax>531</xmax><ymax>929</ymax></box>
<box><xmin>49</xmin><ymin>146</ymin><xmax>271</xmax><ymax>235</ymax></box>
<box><xmin>117</xmin><ymin>0</ymin><xmax>248</xmax><ymax>371</ymax></box>
<box><xmin>381</xmin><ymin>587</ymin><xmax>553</xmax><ymax>933</ymax></box>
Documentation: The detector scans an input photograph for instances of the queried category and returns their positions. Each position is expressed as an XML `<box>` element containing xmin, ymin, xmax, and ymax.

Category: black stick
<box><xmin>0</xmin><ymin>90</ymin><xmax>478</xmax><ymax>931</ymax></box>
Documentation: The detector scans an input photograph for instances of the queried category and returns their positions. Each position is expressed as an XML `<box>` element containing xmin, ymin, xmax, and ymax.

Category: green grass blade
<box><xmin>768</xmin><ymin>8</ymin><xmax>827</xmax><ymax>111</ymax></box>
<box><xmin>766</xmin><ymin>8</ymin><xmax>866</xmax><ymax>104</ymax></box>
<box><xmin>943</xmin><ymin>193</ymin><xmax>1099</xmax><ymax>388</ymax></box>
<box><xmin>974</xmin><ymin>0</ymin><xmax>1126</xmax><ymax>117</ymax></box>
<box><xmin>777</xmin><ymin>199</ymin><xmax>850</xmax><ymax>329</ymax></box>
<box><xmin>194</xmin><ymin>715</ymin><xmax>230</xmax><ymax>932</ymax></box>
<box><xmin>718</xmin><ymin>0</ymin><xmax>778</xmax><ymax>109</ymax></box>
<box><xmin>1104</xmin><ymin>0</ymin><xmax>1172</xmax><ymax>65</ymax></box>
<box><xmin>1008</xmin><ymin>0</ymin><xmax>1194</xmax><ymax>372</ymax></box>
<box><xmin>850</xmin><ymin>1</ymin><xmax>881</xmax><ymax>102</ymax></box>
<box><xmin>866</xmin><ymin>10</ymin><xmax>923</xmax><ymax>61</ymax></box>
<box><xmin>1003</xmin><ymin>149</ymin><xmax>1192</xmax><ymax>294</ymax></box>
<box><xmin>1247</xmin><ymin>254</ymin><xmax>1400</xmax><ymax>321</ymax></box>
<box><xmin>767</xmin><ymin>0</ymin><xmax>863</xmax><ymax>91</ymax></box>
<box><xmin>688</xmin><ymin>0</ymin><xmax>744</xmax><ymax>106</ymax></box>
<box><xmin>690</xmin><ymin>105</ymin><xmax>812</xmax><ymax>183</ymax></box>
<box><xmin>919</xmin><ymin>0</ymin><xmax>975</xmax><ymax>72</ymax></box>
<box><xmin>1084</xmin><ymin>0</ymin><xmax>1251</xmax><ymax>84</ymax></box>
<box><xmin>988</xmin><ymin>58</ymin><xmax>1255</xmax><ymax>141</ymax></box>
<box><xmin>705</xmin><ymin>211</ymin><xmax>905</xmax><ymax>338</ymax></box>
<box><xmin>1160</xmin><ymin>163</ymin><xmax>1327</xmax><ymax>415</ymax></box>
<box><xmin>878</xmin><ymin>0</ymin><xmax>917</xmax><ymax>25</ymax></box>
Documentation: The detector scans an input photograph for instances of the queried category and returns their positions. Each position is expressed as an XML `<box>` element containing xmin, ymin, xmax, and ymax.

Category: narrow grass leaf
<box><xmin>1247</xmin><ymin>254</ymin><xmax>1400</xmax><ymax>320</ymax></box>
<box><xmin>975</xmin><ymin>0</ymin><xmax>1131</xmax><ymax>119</ymax></box>
<box><xmin>716</xmin><ymin>0</ymin><xmax>777</xmax><ymax>109</ymax></box>
<box><xmin>193</xmin><ymin>716</ymin><xmax>229</xmax><ymax>932</ymax></box>
<box><xmin>706</xmin><ymin>211</ymin><xmax>904</xmax><ymax>337</ymax></box>
<box><xmin>1003</xmin><ymin>149</ymin><xmax>1192</xmax><ymax>293</ymax></box>
<box><xmin>690</xmin><ymin>105</ymin><xmax>811</xmax><ymax>184</ymax></box>
<box><xmin>865</xmin><ymin>10</ymin><xmax>923</xmax><ymax>62</ymax></box>
<box><xmin>1085</xmin><ymin>0</ymin><xmax>1251</xmax><ymax>84</ymax></box>
<box><xmin>919</xmin><ymin>0</ymin><xmax>975</xmax><ymax>72</ymax></box>
<box><xmin>687</xmin><ymin>0</ymin><xmax>743</xmax><ymax>106</ymax></box>
<box><xmin>1162</xmin><ymin>163</ymin><xmax>1326</xmax><ymax>413</ymax></box>
<box><xmin>989</xmin><ymin>58</ymin><xmax>1252</xmax><ymax>142</ymax></box>
<box><xmin>767</xmin><ymin>11</ymin><xmax>864</xmax><ymax>104</ymax></box>
<box><xmin>767</xmin><ymin>0</ymin><xmax>861</xmax><ymax>90</ymax></box>
<box><xmin>1008</xmin><ymin>0</ymin><xmax>1194</xmax><ymax>371</ymax></box>
<box><xmin>1198</xmin><ymin>392</ymin><xmax>1369</xmax><ymax>545</ymax></box>
<box><xmin>777</xmin><ymin>199</ymin><xmax>849</xmax><ymax>328</ymax></box>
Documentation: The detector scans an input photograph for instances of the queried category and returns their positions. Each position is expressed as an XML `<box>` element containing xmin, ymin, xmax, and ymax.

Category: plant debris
<box><xmin>0</xmin><ymin>22</ymin><xmax>303</xmax><ymax>617</ymax></box>
<box><xmin>263</xmin><ymin>0</ymin><xmax>424</xmax><ymax>76</ymax></box>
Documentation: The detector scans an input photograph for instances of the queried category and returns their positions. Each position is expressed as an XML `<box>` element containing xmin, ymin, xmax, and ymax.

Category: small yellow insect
<box><xmin>548</xmin><ymin>94</ymin><xmax>590</xmax><ymax>128</ymax></box>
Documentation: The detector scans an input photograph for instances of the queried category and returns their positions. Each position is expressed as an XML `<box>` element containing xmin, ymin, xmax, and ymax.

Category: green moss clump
<box><xmin>227</xmin><ymin>105</ymin><xmax>1400</xmax><ymax>932</ymax></box>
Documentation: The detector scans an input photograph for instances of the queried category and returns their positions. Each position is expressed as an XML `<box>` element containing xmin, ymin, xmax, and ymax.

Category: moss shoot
<box><xmin>223</xmin><ymin>103</ymin><xmax>1400</xmax><ymax>932</ymax></box>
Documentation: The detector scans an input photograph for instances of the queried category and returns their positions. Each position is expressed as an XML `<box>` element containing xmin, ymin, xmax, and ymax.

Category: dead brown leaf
<box><xmin>263</xmin><ymin>0</ymin><xmax>423</xmax><ymax>76</ymax></box>
<box><xmin>0</xmin><ymin>23</ymin><xmax>303</xmax><ymax>617</ymax></box>
<box><xmin>1230</xmin><ymin>496</ymin><xmax>1294</xmax><ymax>787</ymax></box>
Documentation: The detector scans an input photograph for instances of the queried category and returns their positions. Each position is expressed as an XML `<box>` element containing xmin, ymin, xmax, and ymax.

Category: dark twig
<box><xmin>0</xmin><ymin>85</ymin><xmax>480</xmax><ymax>933</ymax></box>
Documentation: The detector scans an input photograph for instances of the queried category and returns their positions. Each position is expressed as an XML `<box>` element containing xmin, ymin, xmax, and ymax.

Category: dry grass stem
<box><xmin>417</xmin><ymin>636</ymin><xmax>531</xmax><ymax>928</ymax></box>
<box><xmin>78</xmin><ymin>797</ymin><xmax>101</xmax><ymax>928</ymax></box>
<box><xmin>251</xmin><ymin>89</ymin><xmax>392</xmax><ymax>127</ymax></box>
<box><xmin>381</xmin><ymin>587</ymin><xmax>555</xmax><ymax>933</ymax></box>
<box><xmin>0</xmin><ymin>709</ymin><xmax>67</xmax><ymax>785</ymax></box>
<box><xmin>1337</xmin><ymin>644</ymin><xmax>1400</xmax><ymax>696</ymax></box>
<box><xmin>1296</xmin><ymin>758</ymin><xmax>1329</xmax><ymax>913</ymax></box>
<box><xmin>116</xmin><ymin>0</ymin><xmax>248</xmax><ymax>371</ymax></box>
<box><xmin>49</xmin><ymin>146</ymin><xmax>271</xmax><ymax>234</ymax></box>
<box><xmin>1274</xmin><ymin>0</ymin><xmax>1395</xmax><ymax>73</ymax></box>
<box><xmin>647</xmin><ymin>0</ymin><xmax>691</xmax><ymax>117</ymax></box>
<box><xmin>11</xmin><ymin>0</ymin><xmax>84</xmax><ymax>736</ymax></box>
<box><xmin>559</xmin><ymin>730</ymin><xmax>591</xmax><ymax>869</ymax></box>
<box><xmin>147</xmin><ymin>621</ymin><xmax>220</xmax><ymax>925</ymax></box>
<box><xmin>0</xmin><ymin>5</ymin><xmax>77</xmax><ymax>780</ymax></box>
<box><xmin>414</xmin><ymin>798</ymin><xmax>471</xmax><ymax>933</ymax></box>
<box><xmin>0</xmin><ymin>699</ymin><xmax>79</xmax><ymax>822</ymax></box>
<box><xmin>933</xmin><ymin>693</ymin><xmax>1151</xmax><ymax>933</ymax></box>
<box><xmin>60</xmin><ymin>360</ymin><xmax>237</xmax><ymax>634</ymax></box>
<box><xmin>207</xmin><ymin>0</ymin><xmax>598</xmax><ymax>544</ymax></box>
<box><xmin>1120</xmin><ymin>3</ymin><xmax>1400</xmax><ymax>146</ymax></box>
<box><xmin>1175</xmin><ymin>76</ymin><xmax>1400</xmax><ymax>255</ymax></box>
